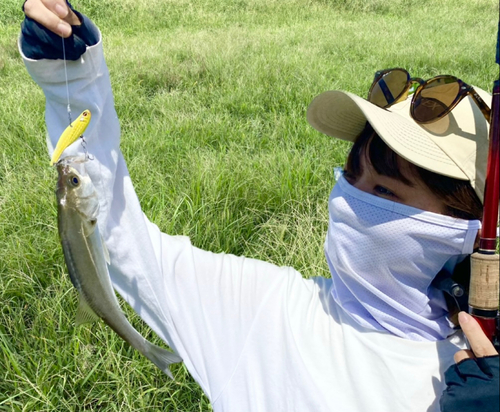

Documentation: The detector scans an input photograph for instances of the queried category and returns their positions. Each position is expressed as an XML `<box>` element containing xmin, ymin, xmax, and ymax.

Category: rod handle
<box><xmin>469</xmin><ymin>252</ymin><xmax>500</xmax><ymax>311</ymax></box>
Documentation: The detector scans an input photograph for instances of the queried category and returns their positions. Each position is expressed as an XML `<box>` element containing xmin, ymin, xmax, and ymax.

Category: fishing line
<box><xmin>61</xmin><ymin>36</ymin><xmax>72</xmax><ymax>125</ymax></box>
<box><xmin>60</xmin><ymin>35</ymin><xmax>91</xmax><ymax>161</ymax></box>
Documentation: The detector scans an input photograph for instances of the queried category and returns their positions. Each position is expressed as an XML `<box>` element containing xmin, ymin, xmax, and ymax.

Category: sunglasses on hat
<box><xmin>367</xmin><ymin>68</ymin><xmax>491</xmax><ymax>124</ymax></box>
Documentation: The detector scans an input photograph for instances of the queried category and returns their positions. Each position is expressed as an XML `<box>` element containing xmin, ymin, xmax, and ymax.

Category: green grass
<box><xmin>0</xmin><ymin>0</ymin><xmax>497</xmax><ymax>410</ymax></box>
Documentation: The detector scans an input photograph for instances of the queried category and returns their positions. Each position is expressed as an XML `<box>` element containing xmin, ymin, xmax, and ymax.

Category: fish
<box><xmin>56</xmin><ymin>156</ymin><xmax>182</xmax><ymax>378</ymax></box>
<box><xmin>50</xmin><ymin>110</ymin><xmax>91</xmax><ymax>166</ymax></box>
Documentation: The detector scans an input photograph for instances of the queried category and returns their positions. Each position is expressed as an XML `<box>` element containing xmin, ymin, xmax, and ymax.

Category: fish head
<box><xmin>56</xmin><ymin>156</ymin><xmax>99</xmax><ymax>220</ymax></box>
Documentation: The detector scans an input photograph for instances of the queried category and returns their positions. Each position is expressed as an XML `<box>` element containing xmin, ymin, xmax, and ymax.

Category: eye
<box><xmin>69</xmin><ymin>175</ymin><xmax>80</xmax><ymax>187</ymax></box>
<box><xmin>374</xmin><ymin>185</ymin><xmax>395</xmax><ymax>197</ymax></box>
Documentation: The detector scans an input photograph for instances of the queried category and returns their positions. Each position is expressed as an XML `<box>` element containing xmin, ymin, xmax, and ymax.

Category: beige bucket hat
<box><xmin>306</xmin><ymin>87</ymin><xmax>491</xmax><ymax>202</ymax></box>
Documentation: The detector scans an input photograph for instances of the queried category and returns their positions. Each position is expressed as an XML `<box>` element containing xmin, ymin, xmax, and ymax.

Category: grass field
<box><xmin>0</xmin><ymin>0</ymin><xmax>498</xmax><ymax>410</ymax></box>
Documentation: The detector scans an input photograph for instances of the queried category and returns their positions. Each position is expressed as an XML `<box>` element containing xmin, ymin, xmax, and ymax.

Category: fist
<box><xmin>23</xmin><ymin>0</ymin><xmax>80</xmax><ymax>37</ymax></box>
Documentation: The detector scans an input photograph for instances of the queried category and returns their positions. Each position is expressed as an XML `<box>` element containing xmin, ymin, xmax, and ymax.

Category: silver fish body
<box><xmin>56</xmin><ymin>157</ymin><xmax>182</xmax><ymax>378</ymax></box>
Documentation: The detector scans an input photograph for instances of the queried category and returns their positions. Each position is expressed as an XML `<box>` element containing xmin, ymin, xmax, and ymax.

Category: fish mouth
<box><xmin>56</xmin><ymin>155</ymin><xmax>87</xmax><ymax>169</ymax></box>
<box><xmin>56</xmin><ymin>164</ymin><xmax>70</xmax><ymax>194</ymax></box>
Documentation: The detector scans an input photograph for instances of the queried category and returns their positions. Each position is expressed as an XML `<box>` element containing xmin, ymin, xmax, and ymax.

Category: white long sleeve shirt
<box><xmin>20</xmin><ymin>31</ymin><xmax>466</xmax><ymax>412</ymax></box>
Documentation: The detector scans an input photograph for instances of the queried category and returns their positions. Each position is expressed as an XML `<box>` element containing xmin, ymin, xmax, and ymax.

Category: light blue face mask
<box><xmin>326</xmin><ymin>175</ymin><xmax>481</xmax><ymax>341</ymax></box>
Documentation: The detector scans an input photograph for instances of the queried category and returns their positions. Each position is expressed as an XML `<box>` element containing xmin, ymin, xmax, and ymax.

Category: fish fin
<box><xmin>144</xmin><ymin>342</ymin><xmax>183</xmax><ymax>379</ymax></box>
<box><xmin>75</xmin><ymin>297</ymin><xmax>100</xmax><ymax>326</ymax></box>
<box><xmin>82</xmin><ymin>219</ymin><xmax>97</xmax><ymax>238</ymax></box>
<box><xmin>101</xmin><ymin>234</ymin><xmax>110</xmax><ymax>265</ymax></box>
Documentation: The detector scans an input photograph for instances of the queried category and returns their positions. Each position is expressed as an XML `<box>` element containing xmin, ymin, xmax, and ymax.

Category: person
<box><xmin>20</xmin><ymin>1</ymin><xmax>499</xmax><ymax>411</ymax></box>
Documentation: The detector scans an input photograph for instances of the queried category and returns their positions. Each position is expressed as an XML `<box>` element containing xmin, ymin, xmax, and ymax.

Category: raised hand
<box><xmin>23</xmin><ymin>0</ymin><xmax>80</xmax><ymax>37</ymax></box>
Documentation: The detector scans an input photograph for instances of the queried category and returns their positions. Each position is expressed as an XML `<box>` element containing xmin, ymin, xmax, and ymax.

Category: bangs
<box><xmin>346</xmin><ymin>122</ymin><xmax>414</xmax><ymax>186</ymax></box>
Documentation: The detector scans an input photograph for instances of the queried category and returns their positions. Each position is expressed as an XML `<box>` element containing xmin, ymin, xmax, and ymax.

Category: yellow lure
<box><xmin>50</xmin><ymin>110</ymin><xmax>91</xmax><ymax>165</ymax></box>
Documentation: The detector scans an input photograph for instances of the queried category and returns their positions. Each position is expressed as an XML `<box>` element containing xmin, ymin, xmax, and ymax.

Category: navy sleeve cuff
<box><xmin>440</xmin><ymin>355</ymin><xmax>500</xmax><ymax>412</ymax></box>
<box><xmin>20</xmin><ymin>1</ymin><xmax>99</xmax><ymax>60</ymax></box>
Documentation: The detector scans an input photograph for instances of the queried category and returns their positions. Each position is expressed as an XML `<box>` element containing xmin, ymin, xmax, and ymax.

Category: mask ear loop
<box><xmin>431</xmin><ymin>269</ymin><xmax>469</xmax><ymax>314</ymax></box>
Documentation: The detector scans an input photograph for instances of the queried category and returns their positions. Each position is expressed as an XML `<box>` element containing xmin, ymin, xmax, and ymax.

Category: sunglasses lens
<box><xmin>369</xmin><ymin>70</ymin><xmax>409</xmax><ymax>107</ymax></box>
<box><xmin>412</xmin><ymin>77</ymin><xmax>460</xmax><ymax>122</ymax></box>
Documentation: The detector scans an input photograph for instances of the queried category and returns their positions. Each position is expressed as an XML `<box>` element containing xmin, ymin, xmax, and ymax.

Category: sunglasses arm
<box><xmin>470</xmin><ymin>89</ymin><xmax>492</xmax><ymax>123</ymax></box>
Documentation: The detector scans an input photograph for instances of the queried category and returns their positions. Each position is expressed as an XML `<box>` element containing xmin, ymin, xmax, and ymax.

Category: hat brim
<box><xmin>306</xmin><ymin>88</ymin><xmax>490</xmax><ymax>202</ymax></box>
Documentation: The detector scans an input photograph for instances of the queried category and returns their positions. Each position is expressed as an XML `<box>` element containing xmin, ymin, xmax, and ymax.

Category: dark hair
<box><xmin>345</xmin><ymin>123</ymin><xmax>483</xmax><ymax>221</ymax></box>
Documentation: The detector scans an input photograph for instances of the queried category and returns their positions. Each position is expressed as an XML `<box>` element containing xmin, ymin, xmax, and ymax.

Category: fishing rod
<box><xmin>468</xmin><ymin>13</ymin><xmax>500</xmax><ymax>347</ymax></box>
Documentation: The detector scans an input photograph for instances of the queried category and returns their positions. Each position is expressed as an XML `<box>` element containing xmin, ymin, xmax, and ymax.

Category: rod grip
<box><xmin>469</xmin><ymin>252</ymin><xmax>500</xmax><ymax>311</ymax></box>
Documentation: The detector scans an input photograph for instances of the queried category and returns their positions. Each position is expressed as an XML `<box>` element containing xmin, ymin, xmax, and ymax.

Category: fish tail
<box><xmin>144</xmin><ymin>343</ymin><xmax>183</xmax><ymax>379</ymax></box>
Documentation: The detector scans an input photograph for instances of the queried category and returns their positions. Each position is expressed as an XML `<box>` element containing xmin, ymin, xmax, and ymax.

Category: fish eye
<box><xmin>69</xmin><ymin>175</ymin><xmax>80</xmax><ymax>187</ymax></box>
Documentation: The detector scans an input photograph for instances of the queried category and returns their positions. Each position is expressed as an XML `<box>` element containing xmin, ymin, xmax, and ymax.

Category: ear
<box><xmin>474</xmin><ymin>230</ymin><xmax>481</xmax><ymax>249</ymax></box>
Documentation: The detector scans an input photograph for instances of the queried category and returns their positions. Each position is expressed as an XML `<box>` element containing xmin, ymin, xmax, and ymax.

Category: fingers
<box><xmin>23</xmin><ymin>0</ymin><xmax>73</xmax><ymax>37</ymax></box>
<box><xmin>458</xmin><ymin>311</ymin><xmax>497</xmax><ymax>358</ymax></box>
<box><xmin>454</xmin><ymin>349</ymin><xmax>474</xmax><ymax>364</ymax></box>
